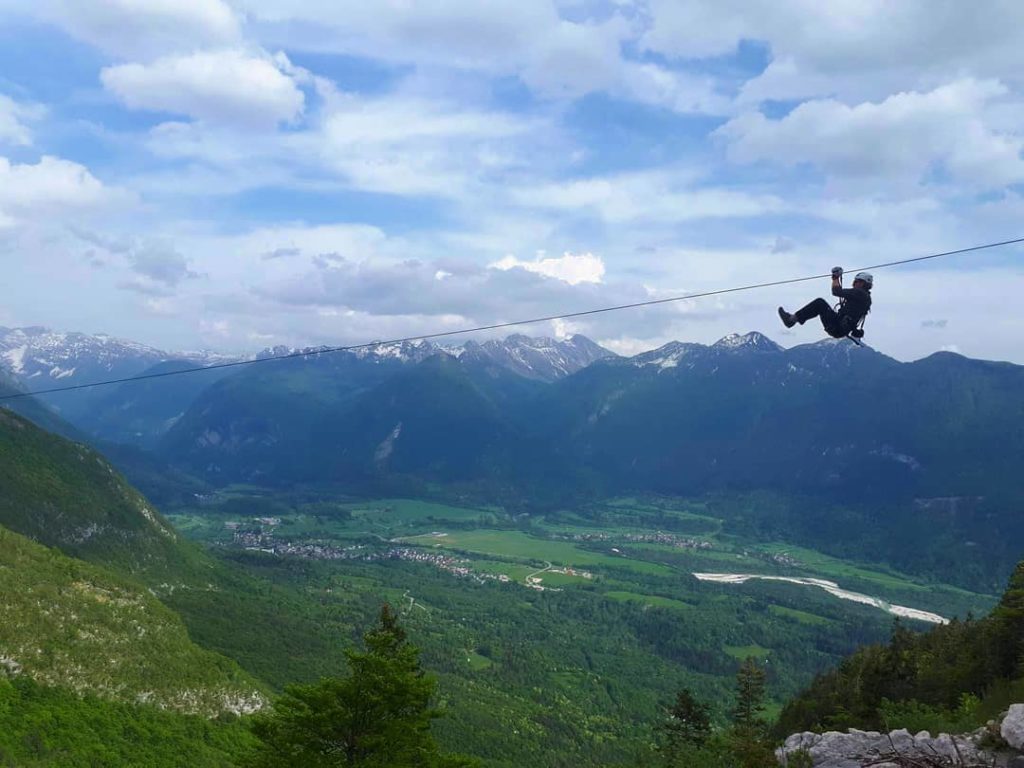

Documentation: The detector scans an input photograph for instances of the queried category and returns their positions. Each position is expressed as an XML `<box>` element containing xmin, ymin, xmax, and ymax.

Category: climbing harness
<box><xmin>831</xmin><ymin>267</ymin><xmax>870</xmax><ymax>346</ymax></box>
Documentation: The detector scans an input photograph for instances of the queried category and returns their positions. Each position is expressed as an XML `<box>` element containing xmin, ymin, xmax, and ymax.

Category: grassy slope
<box><xmin>0</xmin><ymin>524</ymin><xmax>263</xmax><ymax>715</ymax></box>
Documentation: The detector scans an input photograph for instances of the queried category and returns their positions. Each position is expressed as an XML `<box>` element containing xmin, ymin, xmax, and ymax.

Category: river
<box><xmin>692</xmin><ymin>572</ymin><xmax>948</xmax><ymax>624</ymax></box>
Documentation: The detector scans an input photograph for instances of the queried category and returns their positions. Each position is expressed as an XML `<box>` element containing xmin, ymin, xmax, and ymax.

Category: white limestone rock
<box><xmin>1003</xmin><ymin>704</ymin><xmax>1024</xmax><ymax>751</ymax></box>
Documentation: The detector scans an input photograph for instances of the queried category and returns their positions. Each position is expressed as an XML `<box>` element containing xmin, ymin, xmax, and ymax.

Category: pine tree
<box><xmin>664</xmin><ymin>688</ymin><xmax>712</xmax><ymax>748</ymax></box>
<box><xmin>732</xmin><ymin>657</ymin><xmax>766</xmax><ymax>729</ymax></box>
<box><xmin>246</xmin><ymin>605</ymin><xmax>476</xmax><ymax>767</ymax></box>
<box><xmin>730</xmin><ymin>657</ymin><xmax>774</xmax><ymax>768</ymax></box>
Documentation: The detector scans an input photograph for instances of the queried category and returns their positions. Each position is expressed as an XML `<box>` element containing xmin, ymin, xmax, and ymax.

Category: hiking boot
<box><xmin>778</xmin><ymin>307</ymin><xmax>797</xmax><ymax>328</ymax></box>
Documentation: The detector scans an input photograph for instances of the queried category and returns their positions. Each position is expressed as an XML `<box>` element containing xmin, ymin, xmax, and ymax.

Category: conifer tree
<box><xmin>246</xmin><ymin>605</ymin><xmax>476</xmax><ymax>767</ymax></box>
<box><xmin>664</xmin><ymin>688</ymin><xmax>712</xmax><ymax>749</ymax></box>
<box><xmin>732</xmin><ymin>657</ymin><xmax>766</xmax><ymax>729</ymax></box>
<box><xmin>730</xmin><ymin>657</ymin><xmax>774</xmax><ymax>768</ymax></box>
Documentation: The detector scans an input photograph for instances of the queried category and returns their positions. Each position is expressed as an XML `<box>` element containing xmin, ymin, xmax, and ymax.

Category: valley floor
<box><xmin>162</xmin><ymin>491</ymin><xmax>997</xmax><ymax>766</ymax></box>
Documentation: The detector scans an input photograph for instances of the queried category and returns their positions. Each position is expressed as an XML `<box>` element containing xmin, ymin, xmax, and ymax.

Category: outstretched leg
<box><xmin>794</xmin><ymin>298</ymin><xmax>844</xmax><ymax>337</ymax></box>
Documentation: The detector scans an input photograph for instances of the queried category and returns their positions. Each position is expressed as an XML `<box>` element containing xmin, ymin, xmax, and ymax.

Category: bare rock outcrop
<box><xmin>779</xmin><ymin>706</ymin><xmax>1024</xmax><ymax>767</ymax></box>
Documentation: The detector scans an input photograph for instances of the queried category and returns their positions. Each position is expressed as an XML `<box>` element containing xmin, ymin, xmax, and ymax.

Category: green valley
<box><xmin>152</xmin><ymin>488</ymin><xmax>998</xmax><ymax>765</ymax></box>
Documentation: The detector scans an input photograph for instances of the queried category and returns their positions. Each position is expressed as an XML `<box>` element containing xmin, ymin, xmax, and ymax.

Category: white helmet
<box><xmin>854</xmin><ymin>272</ymin><xmax>874</xmax><ymax>287</ymax></box>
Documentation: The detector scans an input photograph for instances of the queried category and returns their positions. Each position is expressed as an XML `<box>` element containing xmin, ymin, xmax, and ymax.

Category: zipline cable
<box><xmin>2</xmin><ymin>235</ymin><xmax>1023</xmax><ymax>403</ymax></box>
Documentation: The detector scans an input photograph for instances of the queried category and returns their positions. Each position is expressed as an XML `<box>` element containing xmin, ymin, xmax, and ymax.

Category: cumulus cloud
<box><xmin>237</xmin><ymin>0</ymin><xmax>727</xmax><ymax>113</ymax></box>
<box><xmin>250</xmin><ymin>251</ymin><xmax>640</xmax><ymax>329</ymax></box>
<box><xmin>641</xmin><ymin>0</ymin><xmax>1024</xmax><ymax>104</ymax></box>
<box><xmin>233</xmin><ymin>242</ymin><xmax>722</xmax><ymax>350</ymax></box>
<box><xmin>0</xmin><ymin>156</ymin><xmax>125</xmax><ymax>224</ymax></box>
<box><xmin>490</xmin><ymin>251</ymin><xmax>606</xmax><ymax>285</ymax></box>
<box><xmin>717</xmin><ymin>79</ymin><xmax>1024</xmax><ymax>189</ymax></box>
<box><xmin>44</xmin><ymin>0</ymin><xmax>240</xmax><ymax>59</ymax></box>
<box><xmin>101</xmin><ymin>49</ymin><xmax>306</xmax><ymax>127</ymax></box>
<box><xmin>0</xmin><ymin>95</ymin><xmax>44</xmax><ymax>146</ymax></box>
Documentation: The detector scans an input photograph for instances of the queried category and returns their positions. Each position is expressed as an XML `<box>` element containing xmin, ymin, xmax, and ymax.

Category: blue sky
<box><xmin>2</xmin><ymin>0</ymin><xmax>1024</xmax><ymax>362</ymax></box>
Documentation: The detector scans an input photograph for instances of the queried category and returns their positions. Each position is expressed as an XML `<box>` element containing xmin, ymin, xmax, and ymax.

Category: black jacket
<box><xmin>832</xmin><ymin>284</ymin><xmax>872</xmax><ymax>329</ymax></box>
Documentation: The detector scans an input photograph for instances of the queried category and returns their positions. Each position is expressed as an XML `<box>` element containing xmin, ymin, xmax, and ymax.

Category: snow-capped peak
<box><xmin>0</xmin><ymin>326</ymin><xmax>242</xmax><ymax>389</ymax></box>
<box><xmin>351</xmin><ymin>340</ymin><xmax>438</xmax><ymax>362</ymax></box>
<box><xmin>631</xmin><ymin>341</ymin><xmax>704</xmax><ymax>370</ymax></box>
<box><xmin>712</xmin><ymin>332</ymin><xmax>783</xmax><ymax>352</ymax></box>
<box><xmin>452</xmin><ymin>334</ymin><xmax>615</xmax><ymax>381</ymax></box>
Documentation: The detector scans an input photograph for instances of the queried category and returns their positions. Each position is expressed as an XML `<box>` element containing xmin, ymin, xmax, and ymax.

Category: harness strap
<box><xmin>835</xmin><ymin>296</ymin><xmax>869</xmax><ymax>340</ymax></box>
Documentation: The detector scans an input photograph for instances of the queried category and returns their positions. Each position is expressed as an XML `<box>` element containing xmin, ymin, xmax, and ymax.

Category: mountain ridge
<box><xmin>156</xmin><ymin>328</ymin><xmax>1024</xmax><ymax>504</ymax></box>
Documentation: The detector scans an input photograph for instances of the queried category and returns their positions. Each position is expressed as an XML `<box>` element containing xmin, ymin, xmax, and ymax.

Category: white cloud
<box><xmin>509</xmin><ymin>172</ymin><xmax>784</xmax><ymax>223</ymax></box>
<box><xmin>118</xmin><ymin>89</ymin><xmax>539</xmax><ymax>200</ymax></box>
<box><xmin>717</xmin><ymin>79</ymin><xmax>1024</xmax><ymax>189</ymax></box>
<box><xmin>0</xmin><ymin>156</ymin><xmax>124</xmax><ymax>222</ymax></box>
<box><xmin>44</xmin><ymin>0</ymin><xmax>240</xmax><ymax>59</ymax></box>
<box><xmin>315</xmin><ymin>95</ymin><xmax>536</xmax><ymax>196</ymax></box>
<box><xmin>0</xmin><ymin>95</ymin><xmax>44</xmax><ymax>146</ymax></box>
<box><xmin>238</xmin><ymin>0</ymin><xmax>727</xmax><ymax>113</ymax></box>
<box><xmin>490</xmin><ymin>251</ymin><xmax>605</xmax><ymax>285</ymax></box>
<box><xmin>641</xmin><ymin>1</ymin><xmax>1024</xmax><ymax>105</ymax></box>
<box><xmin>101</xmin><ymin>49</ymin><xmax>305</xmax><ymax>127</ymax></box>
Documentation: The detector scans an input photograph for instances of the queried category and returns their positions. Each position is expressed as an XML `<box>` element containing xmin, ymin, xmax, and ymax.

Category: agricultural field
<box><xmin>167</xmin><ymin>491</ymin><xmax>995</xmax><ymax>624</ymax></box>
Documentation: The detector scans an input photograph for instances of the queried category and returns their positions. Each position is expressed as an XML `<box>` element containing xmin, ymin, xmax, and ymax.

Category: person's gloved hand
<box><xmin>831</xmin><ymin>266</ymin><xmax>844</xmax><ymax>278</ymax></box>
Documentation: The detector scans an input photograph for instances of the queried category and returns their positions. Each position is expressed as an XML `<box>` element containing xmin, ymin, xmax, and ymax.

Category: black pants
<box><xmin>795</xmin><ymin>298</ymin><xmax>849</xmax><ymax>338</ymax></box>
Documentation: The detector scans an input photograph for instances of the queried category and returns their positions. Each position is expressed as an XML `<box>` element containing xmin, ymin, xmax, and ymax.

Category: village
<box><xmin>226</xmin><ymin>521</ymin><xmax>591</xmax><ymax>591</ymax></box>
<box><xmin>559</xmin><ymin>529</ymin><xmax>714</xmax><ymax>550</ymax></box>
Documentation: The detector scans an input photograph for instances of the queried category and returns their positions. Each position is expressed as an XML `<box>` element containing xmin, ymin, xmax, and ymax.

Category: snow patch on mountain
<box><xmin>631</xmin><ymin>342</ymin><xmax>703</xmax><ymax>371</ymax></box>
<box><xmin>0</xmin><ymin>326</ymin><xmax>238</xmax><ymax>389</ymax></box>
<box><xmin>713</xmin><ymin>332</ymin><xmax>783</xmax><ymax>352</ymax></box>
<box><xmin>2</xmin><ymin>345</ymin><xmax>27</xmax><ymax>374</ymax></box>
<box><xmin>455</xmin><ymin>334</ymin><xmax>615</xmax><ymax>381</ymax></box>
<box><xmin>352</xmin><ymin>340</ymin><xmax>436</xmax><ymax>363</ymax></box>
<box><xmin>248</xmin><ymin>334</ymin><xmax>613</xmax><ymax>381</ymax></box>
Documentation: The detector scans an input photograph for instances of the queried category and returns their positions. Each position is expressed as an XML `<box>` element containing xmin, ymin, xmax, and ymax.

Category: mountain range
<box><xmin>146</xmin><ymin>331</ymin><xmax>1023</xmax><ymax>500</ymax></box>
<box><xmin>0</xmin><ymin>326</ymin><xmax>613</xmax><ymax>448</ymax></box>
<box><xmin>6</xmin><ymin>326</ymin><xmax>1024</xmax><ymax>506</ymax></box>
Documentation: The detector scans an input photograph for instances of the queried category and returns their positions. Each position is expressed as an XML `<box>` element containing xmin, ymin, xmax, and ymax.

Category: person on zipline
<box><xmin>777</xmin><ymin>268</ymin><xmax>873</xmax><ymax>338</ymax></box>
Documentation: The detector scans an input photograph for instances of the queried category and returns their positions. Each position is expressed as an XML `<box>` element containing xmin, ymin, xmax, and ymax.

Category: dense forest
<box><xmin>777</xmin><ymin>561</ymin><xmax>1024</xmax><ymax>737</ymax></box>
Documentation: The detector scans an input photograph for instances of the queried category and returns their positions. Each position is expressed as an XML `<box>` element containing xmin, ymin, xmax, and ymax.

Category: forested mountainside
<box><xmin>156</xmin><ymin>334</ymin><xmax>1024</xmax><ymax>503</ymax></box>
<box><xmin>777</xmin><ymin>560</ymin><xmax>1024</xmax><ymax>738</ymax></box>
<box><xmin>0</xmin><ymin>407</ymin><xmax>195</xmax><ymax>576</ymax></box>
<box><xmin>9</xmin><ymin>328</ymin><xmax>1024</xmax><ymax>513</ymax></box>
